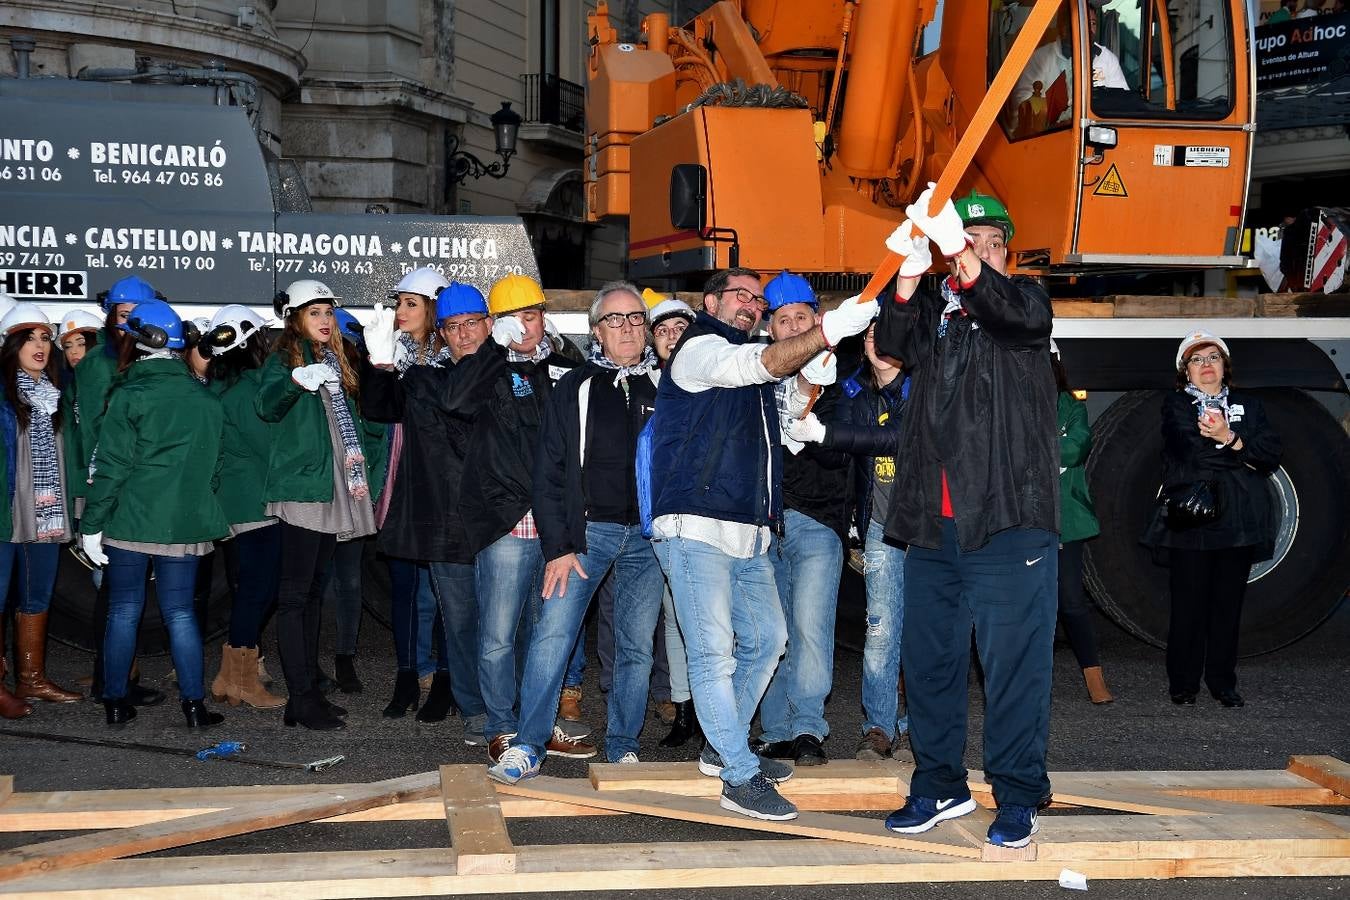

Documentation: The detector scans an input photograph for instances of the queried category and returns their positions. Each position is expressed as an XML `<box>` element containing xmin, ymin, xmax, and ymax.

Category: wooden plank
<box><xmin>1256</xmin><ymin>292</ymin><xmax>1350</xmax><ymax>317</ymax></box>
<box><xmin>1031</xmin><ymin>810</ymin><xmax>1350</xmax><ymax>861</ymax></box>
<box><xmin>1288</xmin><ymin>756</ymin><xmax>1350</xmax><ymax>801</ymax></box>
<box><xmin>966</xmin><ymin>768</ymin><xmax>1350</xmax><ymax>809</ymax></box>
<box><xmin>4</xmin><ymin>842</ymin><xmax>1350</xmax><ymax>898</ymax></box>
<box><xmin>0</xmin><ymin>778</ymin><xmax>10</xmax><ymax>809</ymax></box>
<box><xmin>494</xmin><ymin>775</ymin><xmax>983</xmax><ymax>859</ymax></box>
<box><xmin>1109</xmin><ymin>295</ymin><xmax>1256</xmax><ymax>318</ymax></box>
<box><xmin>589</xmin><ymin>759</ymin><xmax>905</xmax><ymax>797</ymax></box>
<box><xmin>0</xmin><ymin>771</ymin><xmax>438</xmax><ymax>884</ymax></box>
<box><xmin>439</xmin><ymin>765</ymin><xmax>515</xmax><ymax>875</ymax></box>
<box><xmin>1052</xmin><ymin>299</ymin><xmax>1118</xmax><ymax>318</ymax></box>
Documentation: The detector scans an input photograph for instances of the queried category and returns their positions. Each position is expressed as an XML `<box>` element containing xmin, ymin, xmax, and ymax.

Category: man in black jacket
<box><xmin>874</xmin><ymin>188</ymin><xmax>1058</xmax><ymax>850</ymax></box>
<box><xmin>488</xmin><ymin>282</ymin><xmax>666</xmax><ymax>784</ymax></box>
<box><xmin>751</xmin><ymin>272</ymin><xmax>851</xmax><ymax>767</ymax></box>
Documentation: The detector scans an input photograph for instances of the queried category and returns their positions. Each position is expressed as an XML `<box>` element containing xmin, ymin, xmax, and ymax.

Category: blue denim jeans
<box><xmin>2</xmin><ymin>542</ymin><xmax>60</xmax><ymax>615</ymax></box>
<box><xmin>325</xmin><ymin>537</ymin><xmax>366</xmax><ymax>656</ymax></box>
<box><xmin>654</xmin><ymin>536</ymin><xmax>786</xmax><ymax>786</ymax></box>
<box><xmin>861</xmin><ymin>518</ymin><xmax>907</xmax><ymax>739</ymax></box>
<box><xmin>388</xmin><ymin>557</ymin><xmax>439</xmax><ymax>674</ymax></box>
<box><xmin>661</xmin><ymin>586</ymin><xmax>690</xmax><ymax>703</ymax></box>
<box><xmin>564</xmin><ymin>626</ymin><xmax>585</xmax><ymax>688</ymax></box>
<box><xmin>514</xmin><ymin>522</ymin><xmax>664</xmax><ymax>760</ymax></box>
<box><xmin>475</xmin><ymin>532</ymin><xmax>543</xmax><ymax>739</ymax></box>
<box><xmin>102</xmin><ymin>547</ymin><xmax>203</xmax><ymax>701</ymax></box>
<box><xmin>428</xmin><ymin>560</ymin><xmax>486</xmax><ymax>722</ymax></box>
<box><xmin>760</xmin><ymin>509</ymin><xmax>843</xmax><ymax>743</ymax></box>
<box><xmin>227</xmin><ymin>524</ymin><xmax>281</xmax><ymax>648</ymax></box>
<box><xmin>903</xmin><ymin>519</ymin><xmax>1057</xmax><ymax>808</ymax></box>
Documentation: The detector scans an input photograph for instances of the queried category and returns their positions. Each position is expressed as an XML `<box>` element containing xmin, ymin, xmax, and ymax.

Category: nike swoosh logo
<box><xmin>935</xmin><ymin>798</ymin><xmax>956</xmax><ymax>810</ymax></box>
<box><xmin>1025</xmin><ymin>557</ymin><xmax>1044</xmax><ymax>566</ymax></box>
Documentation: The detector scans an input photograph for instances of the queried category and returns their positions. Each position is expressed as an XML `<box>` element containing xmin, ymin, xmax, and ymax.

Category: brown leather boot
<box><xmin>233</xmin><ymin>645</ymin><xmax>285</xmax><ymax>709</ymax></box>
<box><xmin>15</xmin><ymin>612</ymin><xmax>81</xmax><ymax>703</ymax></box>
<box><xmin>209</xmin><ymin>642</ymin><xmax>237</xmax><ymax>704</ymax></box>
<box><xmin>1083</xmin><ymin>666</ymin><xmax>1114</xmax><ymax>704</ymax></box>
<box><xmin>558</xmin><ymin>685</ymin><xmax>583</xmax><ymax>722</ymax></box>
<box><xmin>0</xmin><ymin>620</ymin><xmax>34</xmax><ymax>719</ymax></box>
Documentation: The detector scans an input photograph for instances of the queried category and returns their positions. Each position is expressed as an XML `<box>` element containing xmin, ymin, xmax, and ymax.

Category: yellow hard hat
<box><xmin>641</xmin><ymin>287</ymin><xmax>669</xmax><ymax>309</ymax></box>
<box><xmin>488</xmin><ymin>274</ymin><xmax>546</xmax><ymax>316</ymax></box>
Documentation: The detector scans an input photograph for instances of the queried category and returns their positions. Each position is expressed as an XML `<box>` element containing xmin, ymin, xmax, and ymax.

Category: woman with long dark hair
<box><xmin>201</xmin><ymin>305</ymin><xmax>286</xmax><ymax>711</ymax></box>
<box><xmin>1142</xmin><ymin>329</ymin><xmax>1282</xmax><ymax>708</ymax></box>
<box><xmin>255</xmin><ymin>279</ymin><xmax>376</xmax><ymax>730</ymax></box>
<box><xmin>0</xmin><ymin>304</ymin><xmax>82</xmax><ymax>708</ymax></box>
<box><xmin>79</xmin><ymin>299</ymin><xmax>230</xmax><ymax>728</ymax></box>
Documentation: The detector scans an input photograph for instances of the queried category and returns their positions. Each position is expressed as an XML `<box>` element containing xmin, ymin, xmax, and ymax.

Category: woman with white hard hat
<box><xmin>78</xmin><ymin>298</ymin><xmax>231</xmax><ymax>729</ymax></box>
<box><xmin>0</xmin><ymin>303</ymin><xmax>82</xmax><ymax>714</ymax></box>
<box><xmin>198</xmin><ymin>305</ymin><xmax>286</xmax><ymax>711</ymax></box>
<box><xmin>255</xmin><ymin>279</ymin><xmax>377</xmax><ymax>730</ymax></box>
<box><xmin>1141</xmin><ymin>329</ymin><xmax>1282</xmax><ymax>709</ymax></box>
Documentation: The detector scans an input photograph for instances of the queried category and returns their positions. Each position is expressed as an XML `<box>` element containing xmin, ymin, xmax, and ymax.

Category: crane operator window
<box><xmin>998</xmin><ymin>2</ymin><xmax>1081</xmax><ymax>139</ymax></box>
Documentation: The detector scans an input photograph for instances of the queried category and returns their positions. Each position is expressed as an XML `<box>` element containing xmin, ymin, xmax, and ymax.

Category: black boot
<box><xmin>416</xmin><ymin>672</ymin><xmax>454</xmax><ymax>723</ymax></box>
<box><xmin>182</xmin><ymin>699</ymin><xmax>224</xmax><ymax>729</ymax></box>
<box><xmin>382</xmin><ymin>669</ymin><xmax>420</xmax><ymax>719</ymax></box>
<box><xmin>323</xmin><ymin>696</ymin><xmax>348</xmax><ymax>717</ymax></box>
<box><xmin>104</xmin><ymin>698</ymin><xmax>137</xmax><ymax>726</ymax></box>
<box><xmin>284</xmin><ymin>690</ymin><xmax>346</xmax><ymax>731</ymax></box>
<box><xmin>659</xmin><ymin>699</ymin><xmax>700</xmax><ymax>748</ymax></box>
<box><xmin>127</xmin><ymin>680</ymin><xmax>167</xmax><ymax>707</ymax></box>
<box><xmin>314</xmin><ymin>667</ymin><xmax>336</xmax><ymax>695</ymax></box>
<box><xmin>334</xmin><ymin>654</ymin><xmax>363</xmax><ymax>694</ymax></box>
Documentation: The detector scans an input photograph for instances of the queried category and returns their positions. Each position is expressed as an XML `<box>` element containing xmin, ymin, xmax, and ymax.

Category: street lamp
<box><xmin>447</xmin><ymin>101</ymin><xmax>523</xmax><ymax>184</ymax></box>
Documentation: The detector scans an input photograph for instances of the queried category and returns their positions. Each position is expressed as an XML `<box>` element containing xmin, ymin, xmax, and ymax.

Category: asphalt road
<box><xmin>1</xmin><ymin>591</ymin><xmax>1347</xmax><ymax>900</ymax></box>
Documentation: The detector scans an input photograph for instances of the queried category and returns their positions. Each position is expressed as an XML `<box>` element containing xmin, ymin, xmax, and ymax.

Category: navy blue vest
<box><xmin>649</xmin><ymin>312</ymin><xmax>782</xmax><ymax>528</ymax></box>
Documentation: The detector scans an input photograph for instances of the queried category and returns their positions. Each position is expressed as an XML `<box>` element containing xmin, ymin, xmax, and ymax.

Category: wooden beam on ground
<box><xmin>0</xmin><ymin>771</ymin><xmax>438</xmax><ymax>884</ymax></box>
<box><xmin>1288</xmin><ymin>756</ymin><xmax>1350</xmax><ymax>801</ymax></box>
<box><xmin>589</xmin><ymin>759</ymin><xmax>906</xmax><ymax>810</ymax></box>
<box><xmin>440</xmin><ymin>765</ymin><xmax>515</xmax><ymax>875</ymax></box>
<box><xmin>0</xmin><ymin>777</ymin><xmax>10</xmax><ymax>809</ymax></box>
<box><xmin>494</xmin><ymin>775</ymin><xmax>983</xmax><ymax>859</ymax></box>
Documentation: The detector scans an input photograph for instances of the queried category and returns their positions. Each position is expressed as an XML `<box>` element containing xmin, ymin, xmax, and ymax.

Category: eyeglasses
<box><xmin>598</xmin><ymin>311</ymin><xmax>647</xmax><ymax>329</ymax></box>
<box><xmin>653</xmin><ymin>321</ymin><xmax>689</xmax><ymax>339</ymax></box>
<box><xmin>718</xmin><ymin>288</ymin><xmax>768</xmax><ymax>311</ymax></box>
<box><xmin>1186</xmin><ymin>353</ymin><xmax>1223</xmax><ymax>367</ymax></box>
<box><xmin>442</xmin><ymin>316</ymin><xmax>487</xmax><ymax>335</ymax></box>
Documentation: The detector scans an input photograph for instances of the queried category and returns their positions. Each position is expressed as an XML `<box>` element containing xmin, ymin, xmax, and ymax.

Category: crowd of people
<box><xmin>0</xmin><ymin>187</ymin><xmax>1280</xmax><ymax>849</ymax></box>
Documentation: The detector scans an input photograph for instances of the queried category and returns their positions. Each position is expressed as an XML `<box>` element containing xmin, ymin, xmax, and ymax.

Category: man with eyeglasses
<box><xmin>489</xmin><ymin>282</ymin><xmax>666</xmax><ymax>783</ymax></box>
<box><xmin>875</xmin><ymin>186</ymin><xmax>1059</xmax><ymax>852</ymax></box>
<box><xmin>645</xmin><ymin>266</ymin><xmax>878</xmax><ymax>821</ymax></box>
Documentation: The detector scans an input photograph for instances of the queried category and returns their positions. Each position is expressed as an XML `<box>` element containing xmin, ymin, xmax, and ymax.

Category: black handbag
<box><xmin>1160</xmin><ymin>480</ymin><xmax>1221</xmax><ymax>529</ymax></box>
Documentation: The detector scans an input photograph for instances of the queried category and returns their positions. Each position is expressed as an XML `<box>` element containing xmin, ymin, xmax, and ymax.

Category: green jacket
<box><xmin>81</xmin><ymin>357</ymin><xmax>229</xmax><ymax>544</ymax></box>
<box><xmin>254</xmin><ymin>348</ymin><xmax>377</xmax><ymax>504</ymax></box>
<box><xmin>1058</xmin><ymin>391</ymin><xmax>1100</xmax><ymax>543</ymax></box>
<box><xmin>72</xmin><ymin>337</ymin><xmax>121</xmax><ymax>499</ymax></box>
<box><xmin>213</xmin><ymin>369</ymin><xmax>275</xmax><ymax>526</ymax></box>
<box><xmin>60</xmin><ymin>380</ymin><xmax>84</xmax><ymax>504</ymax></box>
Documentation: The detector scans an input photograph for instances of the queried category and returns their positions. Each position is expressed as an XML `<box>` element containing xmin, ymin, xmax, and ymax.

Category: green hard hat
<box><xmin>954</xmin><ymin>190</ymin><xmax>1015</xmax><ymax>242</ymax></box>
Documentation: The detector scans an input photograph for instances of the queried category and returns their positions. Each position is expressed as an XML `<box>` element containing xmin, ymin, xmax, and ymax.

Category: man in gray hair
<box><xmin>489</xmin><ymin>282</ymin><xmax>667</xmax><ymax>782</ymax></box>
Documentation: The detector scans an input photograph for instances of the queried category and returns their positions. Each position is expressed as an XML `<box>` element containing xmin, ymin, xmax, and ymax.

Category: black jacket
<box><xmin>533</xmin><ymin>362</ymin><xmax>658</xmax><ymax>562</ymax></box>
<box><xmin>1141</xmin><ymin>389</ymin><xmax>1282</xmax><ymax>560</ymax></box>
<box><xmin>782</xmin><ymin>383</ymin><xmax>852</xmax><ymax>541</ymax></box>
<box><xmin>821</xmin><ymin>370</ymin><xmax>907</xmax><ymax>539</ymax></box>
<box><xmin>401</xmin><ymin>342</ymin><xmax>576</xmax><ymax>556</ymax></box>
<box><xmin>361</xmin><ymin>358</ymin><xmax>476</xmax><ymax>563</ymax></box>
<box><xmin>873</xmin><ymin>269</ymin><xmax>1059</xmax><ymax>551</ymax></box>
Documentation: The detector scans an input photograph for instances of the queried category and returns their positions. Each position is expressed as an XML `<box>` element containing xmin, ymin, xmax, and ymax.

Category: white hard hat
<box><xmin>205</xmin><ymin>304</ymin><xmax>271</xmax><ymax>356</ymax></box>
<box><xmin>1175</xmin><ymin>329</ymin><xmax>1230</xmax><ymax>369</ymax></box>
<box><xmin>0</xmin><ymin>292</ymin><xmax>17</xmax><ymax>322</ymax></box>
<box><xmin>59</xmin><ymin>309</ymin><xmax>104</xmax><ymax>339</ymax></box>
<box><xmin>390</xmin><ymin>266</ymin><xmax>450</xmax><ymax>301</ymax></box>
<box><xmin>274</xmin><ymin>279</ymin><xmax>341</xmax><ymax>318</ymax></box>
<box><xmin>649</xmin><ymin>298</ymin><xmax>696</xmax><ymax>328</ymax></box>
<box><xmin>0</xmin><ymin>303</ymin><xmax>55</xmax><ymax>339</ymax></box>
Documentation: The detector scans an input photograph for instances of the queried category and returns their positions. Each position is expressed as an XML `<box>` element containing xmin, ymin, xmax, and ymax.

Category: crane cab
<box><xmin>948</xmin><ymin>0</ymin><xmax>1253</xmax><ymax>270</ymax></box>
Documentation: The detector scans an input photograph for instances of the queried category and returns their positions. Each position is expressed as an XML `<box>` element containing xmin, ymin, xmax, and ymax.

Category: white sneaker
<box><xmin>616</xmin><ymin>751</ymin><xmax>640</xmax><ymax>764</ymax></box>
<box><xmin>487</xmin><ymin>745</ymin><xmax>541</xmax><ymax>785</ymax></box>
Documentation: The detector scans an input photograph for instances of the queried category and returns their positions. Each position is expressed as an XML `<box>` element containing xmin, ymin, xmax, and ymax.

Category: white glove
<box><xmin>291</xmin><ymin>363</ymin><xmax>331</xmax><ymax>392</ymax></box>
<box><xmin>800</xmin><ymin>351</ymin><xmax>837</xmax><ymax>386</ymax></box>
<box><xmin>492</xmin><ymin>315</ymin><xmax>526</xmax><ymax>348</ymax></box>
<box><xmin>886</xmin><ymin>223</ymin><xmax>934</xmax><ymax>277</ymax></box>
<box><xmin>905</xmin><ymin>182</ymin><xmax>968</xmax><ymax>257</ymax></box>
<box><xmin>82</xmin><ymin>532</ymin><xmax>109</xmax><ymax>568</ymax></box>
<box><xmin>820</xmin><ymin>294</ymin><xmax>879</xmax><ymax>348</ymax></box>
<box><xmin>784</xmin><ymin>413</ymin><xmax>826</xmax><ymax>444</ymax></box>
<box><xmin>365</xmin><ymin>303</ymin><xmax>397</xmax><ymax>367</ymax></box>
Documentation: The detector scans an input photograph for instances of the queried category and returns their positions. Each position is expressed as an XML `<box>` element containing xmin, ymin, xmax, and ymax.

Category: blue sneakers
<box><xmin>486</xmin><ymin>745</ymin><xmax>541</xmax><ymax>785</ymax></box>
<box><xmin>720</xmin><ymin>772</ymin><xmax>799</xmax><ymax>821</ymax></box>
<box><xmin>884</xmin><ymin>794</ymin><xmax>977</xmax><ymax>833</ymax></box>
<box><xmin>987</xmin><ymin>804</ymin><xmax>1039</xmax><ymax>848</ymax></box>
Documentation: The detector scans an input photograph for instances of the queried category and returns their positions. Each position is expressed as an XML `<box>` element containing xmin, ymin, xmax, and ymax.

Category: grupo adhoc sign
<box><xmin>1255</xmin><ymin>12</ymin><xmax>1350</xmax><ymax>90</ymax></box>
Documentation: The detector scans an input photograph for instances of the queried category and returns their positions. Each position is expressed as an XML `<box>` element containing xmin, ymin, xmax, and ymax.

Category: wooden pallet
<box><xmin>0</xmin><ymin>756</ymin><xmax>1346</xmax><ymax>896</ymax></box>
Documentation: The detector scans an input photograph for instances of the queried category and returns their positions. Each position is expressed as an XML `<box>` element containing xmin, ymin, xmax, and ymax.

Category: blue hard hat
<box><xmin>436</xmin><ymin>282</ymin><xmax>489</xmax><ymax>325</ymax></box>
<box><xmin>764</xmin><ymin>271</ymin><xmax>816</xmax><ymax>312</ymax></box>
<box><xmin>333</xmin><ymin>308</ymin><xmax>364</xmax><ymax>345</ymax></box>
<box><xmin>119</xmin><ymin>299</ymin><xmax>186</xmax><ymax>350</ymax></box>
<box><xmin>98</xmin><ymin>274</ymin><xmax>162</xmax><ymax>313</ymax></box>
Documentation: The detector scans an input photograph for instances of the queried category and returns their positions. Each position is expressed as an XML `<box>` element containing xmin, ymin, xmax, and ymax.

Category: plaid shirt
<box><xmin>510</xmin><ymin>511</ymin><xmax>538</xmax><ymax>540</ymax></box>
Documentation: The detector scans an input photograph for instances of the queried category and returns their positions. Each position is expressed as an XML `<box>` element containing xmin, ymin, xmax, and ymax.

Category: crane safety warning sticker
<box><xmin>1093</xmin><ymin>164</ymin><xmax>1128</xmax><ymax>198</ymax></box>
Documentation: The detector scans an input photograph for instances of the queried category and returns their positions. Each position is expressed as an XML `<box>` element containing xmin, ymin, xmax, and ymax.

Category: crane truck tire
<box><xmin>1083</xmin><ymin>388</ymin><xmax>1350</xmax><ymax>657</ymax></box>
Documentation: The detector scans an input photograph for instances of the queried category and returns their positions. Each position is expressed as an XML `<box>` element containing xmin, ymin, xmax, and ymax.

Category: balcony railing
<box><xmin>521</xmin><ymin>73</ymin><xmax>584</xmax><ymax>133</ymax></box>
